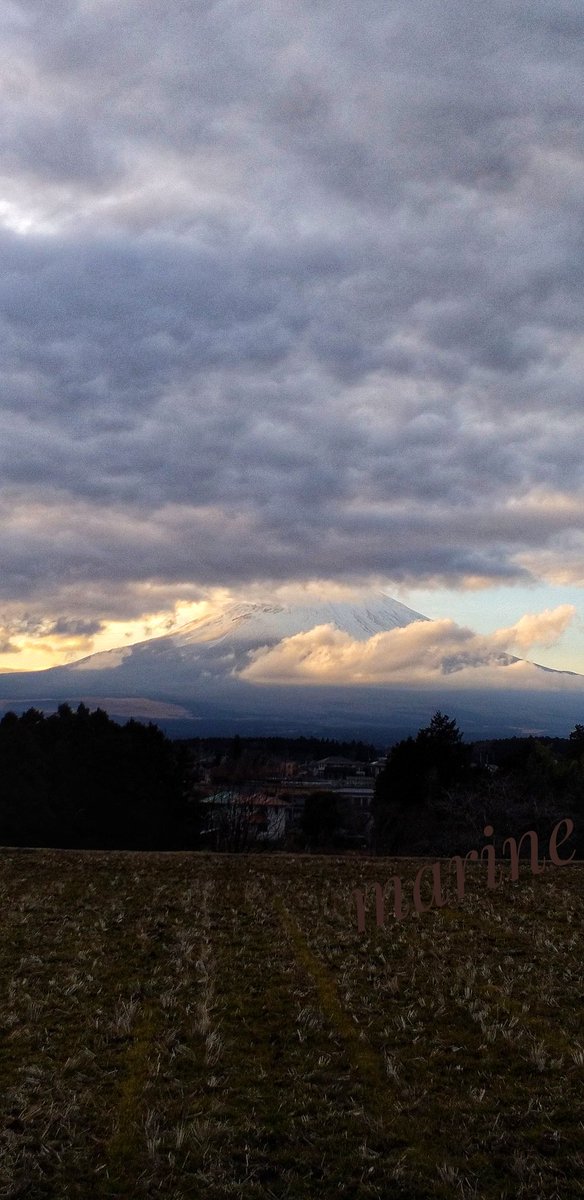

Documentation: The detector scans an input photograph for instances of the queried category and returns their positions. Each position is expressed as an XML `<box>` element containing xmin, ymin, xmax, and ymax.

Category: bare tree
<box><xmin>211</xmin><ymin>787</ymin><xmax>258</xmax><ymax>852</ymax></box>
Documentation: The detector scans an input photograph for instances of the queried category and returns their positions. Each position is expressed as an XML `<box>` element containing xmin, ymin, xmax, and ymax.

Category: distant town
<box><xmin>189</xmin><ymin>740</ymin><xmax>384</xmax><ymax>851</ymax></box>
<box><xmin>0</xmin><ymin>705</ymin><xmax>582</xmax><ymax>858</ymax></box>
<box><xmin>180</xmin><ymin>719</ymin><xmax>584</xmax><ymax>859</ymax></box>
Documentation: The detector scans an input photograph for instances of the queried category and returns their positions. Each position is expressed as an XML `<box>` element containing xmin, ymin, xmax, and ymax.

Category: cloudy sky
<box><xmin>2</xmin><ymin>0</ymin><xmax>584</xmax><ymax>679</ymax></box>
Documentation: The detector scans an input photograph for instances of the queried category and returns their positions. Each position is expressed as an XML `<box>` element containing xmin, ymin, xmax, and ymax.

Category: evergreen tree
<box><xmin>372</xmin><ymin>711</ymin><xmax>470</xmax><ymax>853</ymax></box>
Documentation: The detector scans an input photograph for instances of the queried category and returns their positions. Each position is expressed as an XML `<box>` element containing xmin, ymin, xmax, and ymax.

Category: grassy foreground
<box><xmin>0</xmin><ymin>849</ymin><xmax>582</xmax><ymax>1199</ymax></box>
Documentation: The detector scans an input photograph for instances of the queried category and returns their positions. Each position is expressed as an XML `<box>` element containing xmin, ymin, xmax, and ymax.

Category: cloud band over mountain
<box><xmin>239</xmin><ymin>605</ymin><xmax>578</xmax><ymax>688</ymax></box>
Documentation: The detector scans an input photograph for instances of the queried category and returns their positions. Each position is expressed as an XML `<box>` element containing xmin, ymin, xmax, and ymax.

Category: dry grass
<box><xmin>0</xmin><ymin>848</ymin><xmax>582</xmax><ymax>1198</ymax></box>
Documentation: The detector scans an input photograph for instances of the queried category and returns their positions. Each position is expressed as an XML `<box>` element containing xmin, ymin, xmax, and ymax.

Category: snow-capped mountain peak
<box><xmin>171</xmin><ymin>592</ymin><xmax>427</xmax><ymax>648</ymax></box>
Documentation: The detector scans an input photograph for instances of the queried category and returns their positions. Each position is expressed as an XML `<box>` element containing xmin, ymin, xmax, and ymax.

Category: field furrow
<box><xmin>0</xmin><ymin>850</ymin><xmax>582</xmax><ymax>1199</ymax></box>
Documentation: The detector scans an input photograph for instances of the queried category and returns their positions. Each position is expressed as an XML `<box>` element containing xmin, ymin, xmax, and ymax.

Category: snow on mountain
<box><xmin>69</xmin><ymin>646</ymin><xmax>133</xmax><ymax>671</ymax></box>
<box><xmin>171</xmin><ymin>593</ymin><xmax>427</xmax><ymax>649</ymax></box>
<box><xmin>58</xmin><ymin>591</ymin><xmax>427</xmax><ymax>679</ymax></box>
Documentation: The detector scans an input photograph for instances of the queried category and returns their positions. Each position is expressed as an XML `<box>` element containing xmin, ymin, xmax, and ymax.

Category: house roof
<box><xmin>314</xmin><ymin>756</ymin><xmax>355</xmax><ymax>766</ymax></box>
<box><xmin>202</xmin><ymin>790</ymin><xmax>290</xmax><ymax>808</ymax></box>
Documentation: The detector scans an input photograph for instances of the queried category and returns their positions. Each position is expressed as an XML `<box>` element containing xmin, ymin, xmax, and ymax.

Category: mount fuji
<box><xmin>1</xmin><ymin>592</ymin><xmax>583</xmax><ymax>740</ymax></box>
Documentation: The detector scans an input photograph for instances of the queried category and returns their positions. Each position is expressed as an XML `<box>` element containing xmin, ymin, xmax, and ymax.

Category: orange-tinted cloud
<box><xmin>238</xmin><ymin>606</ymin><xmax>578</xmax><ymax>689</ymax></box>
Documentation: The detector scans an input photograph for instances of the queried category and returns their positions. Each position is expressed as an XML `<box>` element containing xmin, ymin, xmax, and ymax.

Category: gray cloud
<box><xmin>1</xmin><ymin>1</ymin><xmax>584</xmax><ymax>622</ymax></box>
<box><xmin>48</xmin><ymin>617</ymin><xmax>105</xmax><ymax>636</ymax></box>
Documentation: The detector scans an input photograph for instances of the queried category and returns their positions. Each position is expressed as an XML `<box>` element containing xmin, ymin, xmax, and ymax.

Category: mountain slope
<box><xmin>0</xmin><ymin>591</ymin><xmax>582</xmax><ymax>738</ymax></box>
<box><xmin>64</xmin><ymin>592</ymin><xmax>427</xmax><ymax>673</ymax></box>
<box><xmin>170</xmin><ymin>594</ymin><xmax>428</xmax><ymax>647</ymax></box>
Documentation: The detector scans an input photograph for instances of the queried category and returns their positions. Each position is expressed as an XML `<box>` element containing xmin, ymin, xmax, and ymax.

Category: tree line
<box><xmin>372</xmin><ymin>711</ymin><xmax>584</xmax><ymax>858</ymax></box>
<box><xmin>0</xmin><ymin>703</ymin><xmax>582</xmax><ymax>854</ymax></box>
<box><xmin>0</xmin><ymin>704</ymin><xmax>192</xmax><ymax>849</ymax></box>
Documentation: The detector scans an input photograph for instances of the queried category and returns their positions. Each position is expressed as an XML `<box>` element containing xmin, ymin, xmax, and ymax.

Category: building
<box><xmin>201</xmin><ymin>789</ymin><xmax>292</xmax><ymax>846</ymax></box>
